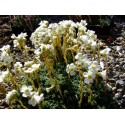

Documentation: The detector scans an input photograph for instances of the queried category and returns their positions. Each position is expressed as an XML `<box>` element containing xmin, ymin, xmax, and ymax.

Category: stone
<box><xmin>119</xmin><ymin>73</ymin><xmax>125</xmax><ymax>79</ymax></box>
<box><xmin>117</xmin><ymin>88</ymin><xmax>124</xmax><ymax>93</ymax></box>
<box><xmin>119</xmin><ymin>58</ymin><xmax>124</xmax><ymax>62</ymax></box>
<box><xmin>109</xmin><ymin>78</ymin><xmax>116</xmax><ymax>83</ymax></box>
<box><xmin>0</xmin><ymin>106</ymin><xmax>4</xmax><ymax>109</ymax></box>
<box><xmin>112</xmin><ymin>87</ymin><xmax>117</xmax><ymax>92</ymax></box>
<box><xmin>116</xmin><ymin>80</ymin><xmax>125</xmax><ymax>88</ymax></box>
<box><xmin>122</xmin><ymin>95</ymin><xmax>125</xmax><ymax>98</ymax></box>
<box><xmin>115</xmin><ymin>64</ymin><xmax>119</xmax><ymax>68</ymax></box>
<box><xmin>116</xmin><ymin>80</ymin><xmax>125</xmax><ymax>85</ymax></box>
<box><xmin>115</xmin><ymin>93</ymin><xmax>122</xmax><ymax>99</ymax></box>
<box><xmin>116</xmin><ymin>37</ymin><xmax>123</xmax><ymax>41</ymax></box>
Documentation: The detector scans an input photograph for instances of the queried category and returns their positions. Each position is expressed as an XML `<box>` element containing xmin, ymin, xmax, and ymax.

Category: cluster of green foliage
<box><xmin>13</xmin><ymin>61</ymin><xmax>116</xmax><ymax>109</ymax></box>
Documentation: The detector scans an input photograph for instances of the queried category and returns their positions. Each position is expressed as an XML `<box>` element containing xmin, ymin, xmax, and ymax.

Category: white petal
<box><xmin>32</xmin><ymin>101</ymin><xmax>37</xmax><ymax>107</ymax></box>
<box><xmin>20</xmin><ymin>85</ymin><xmax>27</xmax><ymax>92</ymax></box>
<box><xmin>100</xmin><ymin>61</ymin><xmax>104</xmax><ymax>69</ymax></box>
<box><xmin>84</xmin><ymin>78</ymin><xmax>90</xmax><ymax>84</ymax></box>
<box><xmin>22</xmin><ymin>93</ymin><xmax>28</xmax><ymax>97</ymax></box>
<box><xmin>28</xmin><ymin>86</ymin><xmax>33</xmax><ymax>91</ymax></box>
<box><xmin>28</xmin><ymin>99</ymin><xmax>31</xmax><ymax>105</ymax></box>
<box><xmin>83</xmin><ymin>72</ymin><xmax>87</xmax><ymax>77</ymax></box>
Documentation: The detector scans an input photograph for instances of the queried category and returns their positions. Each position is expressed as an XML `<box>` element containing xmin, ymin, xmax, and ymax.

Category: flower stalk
<box><xmin>16</xmin><ymin>98</ymin><xmax>28</xmax><ymax>109</ymax></box>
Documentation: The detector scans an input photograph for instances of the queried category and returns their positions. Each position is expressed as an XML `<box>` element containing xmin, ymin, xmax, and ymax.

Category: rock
<box><xmin>112</xmin><ymin>87</ymin><xmax>117</xmax><ymax>92</ymax></box>
<box><xmin>117</xmin><ymin>88</ymin><xmax>124</xmax><ymax>93</ymax></box>
<box><xmin>0</xmin><ymin>106</ymin><xmax>5</xmax><ymax>109</ymax></box>
<box><xmin>107</xmin><ymin>83</ymin><xmax>112</xmax><ymax>90</ymax></box>
<box><xmin>116</xmin><ymin>37</ymin><xmax>123</xmax><ymax>41</ymax></box>
<box><xmin>115</xmin><ymin>93</ymin><xmax>122</xmax><ymax>99</ymax></box>
<box><xmin>115</xmin><ymin>64</ymin><xmax>119</xmax><ymax>68</ymax></box>
<box><xmin>119</xmin><ymin>58</ymin><xmax>124</xmax><ymax>62</ymax></box>
<box><xmin>116</xmin><ymin>80</ymin><xmax>125</xmax><ymax>88</ymax></box>
<box><xmin>122</xmin><ymin>95</ymin><xmax>125</xmax><ymax>98</ymax></box>
<box><xmin>113</xmin><ymin>74</ymin><xmax>119</xmax><ymax>79</ymax></box>
<box><xmin>116</xmin><ymin>46</ymin><xmax>122</xmax><ymax>51</ymax></box>
<box><xmin>119</xmin><ymin>73</ymin><xmax>125</xmax><ymax>79</ymax></box>
<box><xmin>109</xmin><ymin>78</ymin><xmax>116</xmax><ymax>83</ymax></box>
<box><xmin>116</xmin><ymin>80</ymin><xmax>125</xmax><ymax>85</ymax></box>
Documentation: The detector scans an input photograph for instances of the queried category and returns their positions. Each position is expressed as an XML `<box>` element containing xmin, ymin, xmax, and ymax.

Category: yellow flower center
<box><xmin>92</xmin><ymin>65</ymin><xmax>96</xmax><ymax>69</ymax></box>
<box><xmin>25</xmin><ymin>89</ymin><xmax>29</xmax><ymax>93</ymax></box>
<box><xmin>88</xmin><ymin>74</ymin><xmax>92</xmax><ymax>79</ymax></box>
<box><xmin>69</xmin><ymin>67</ymin><xmax>74</xmax><ymax>71</ymax></box>
<box><xmin>80</xmin><ymin>57</ymin><xmax>83</xmax><ymax>61</ymax></box>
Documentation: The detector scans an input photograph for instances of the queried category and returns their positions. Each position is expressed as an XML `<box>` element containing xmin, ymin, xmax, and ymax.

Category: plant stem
<box><xmin>98</xmin><ymin>40</ymin><xmax>100</xmax><ymax>63</ymax></box>
<box><xmin>106</xmin><ymin>55</ymin><xmax>108</xmax><ymax>85</ymax></box>
<box><xmin>93</xmin><ymin>49</ymin><xmax>96</xmax><ymax>60</ymax></box>
<box><xmin>78</xmin><ymin>67</ymin><xmax>83</xmax><ymax>108</ymax></box>
<box><xmin>35</xmin><ymin>72</ymin><xmax>41</xmax><ymax>92</ymax></box>
<box><xmin>87</xmin><ymin>84</ymin><xmax>92</xmax><ymax>103</ymax></box>
<box><xmin>16</xmin><ymin>98</ymin><xmax>28</xmax><ymax>109</ymax></box>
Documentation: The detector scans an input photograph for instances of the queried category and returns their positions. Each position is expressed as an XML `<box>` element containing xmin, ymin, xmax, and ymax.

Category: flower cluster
<box><xmin>0</xmin><ymin>45</ymin><xmax>13</xmax><ymax>64</ymax></box>
<box><xmin>0</xmin><ymin>20</ymin><xmax>112</xmax><ymax>108</ymax></box>
<box><xmin>5</xmin><ymin>90</ymin><xmax>17</xmax><ymax>104</ymax></box>
<box><xmin>0</xmin><ymin>69</ymin><xmax>10</xmax><ymax>83</ymax></box>
<box><xmin>66</xmin><ymin>52</ymin><xmax>107</xmax><ymax>84</ymax></box>
<box><xmin>100</xmin><ymin>47</ymin><xmax>111</xmax><ymax>57</ymax></box>
<box><xmin>20</xmin><ymin>85</ymin><xmax>44</xmax><ymax>107</ymax></box>
<box><xmin>11</xmin><ymin>33</ymin><xmax>27</xmax><ymax>49</ymax></box>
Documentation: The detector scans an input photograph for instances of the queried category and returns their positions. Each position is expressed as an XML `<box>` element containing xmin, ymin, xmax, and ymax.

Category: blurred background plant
<box><xmin>9</xmin><ymin>15</ymin><xmax>113</xmax><ymax>35</ymax></box>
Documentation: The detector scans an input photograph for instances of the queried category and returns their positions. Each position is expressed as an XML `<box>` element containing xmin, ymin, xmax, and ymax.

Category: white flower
<box><xmin>14</xmin><ymin>62</ymin><xmax>23</xmax><ymax>74</ymax></box>
<box><xmin>17</xmin><ymin>32</ymin><xmax>27</xmax><ymax>40</ymax></box>
<box><xmin>75</xmin><ymin>53</ymin><xmax>87</xmax><ymax>65</ymax></box>
<box><xmin>20</xmin><ymin>85</ymin><xmax>33</xmax><ymax>97</ymax></box>
<box><xmin>24</xmin><ymin>61</ymin><xmax>34</xmax><ymax>67</ymax></box>
<box><xmin>66</xmin><ymin>63</ymin><xmax>77</xmax><ymax>76</ymax></box>
<box><xmin>90</xmin><ymin>40</ymin><xmax>97</xmax><ymax>49</ymax></box>
<box><xmin>24</xmin><ymin>68</ymin><xmax>33</xmax><ymax>74</ymax></box>
<box><xmin>11</xmin><ymin>34</ymin><xmax>16</xmax><ymax>39</ymax></box>
<box><xmin>87</xmin><ymin>30</ymin><xmax>97</xmax><ymax>40</ymax></box>
<box><xmin>82</xmin><ymin>59</ymin><xmax>91</xmax><ymax>68</ymax></box>
<box><xmin>34</xmin><ymin>49</ymin><xmax>41</xmax><ymax>57</ymax></box>
<box><xmin>0</xmin><ymin>51</ymin><xmax>13</xmax><ymax>64</ymax></box>
<box><xmin>0</xmin><ymin>69</ymin><xmax>10</xmax><ymax>82</ymax></box>
<box><xmin>100</xmin><ymin>47</ymin><xmax>111</xmax><ymax>56</ymax></box>
<box><xmin>39</xmin><ymin>44</ymin><xmax>46</xmax><ymax>52</ymax></box>
<box><xmin>28</xmin><ymin>92</ymin><xmax>44</xmax><ymax>107</ymax></box>
<box><xmin>100</xmin><ymin>70</ymin><xmax>106</xmax><ymax>80</ymax></box>
<box><xmin>0</xmin><ymin>45</ymin><xmax>10</xmax><ymax>52</ymax></box>
<box><xmin>80</xmin><ymin>35</ymin><xmax>89</xmax><ymax>45</ymax></box>
<box><xmin>5</xmin><ymin>90</ymin><xmax>17</xmax><ymax>104</ymax></box>
<box><xmin>46</xmin><ymin>44</ymin><xmax>54</xmax><ymax>52</ymax></box>
<box><xmin>100</xmin><ymin>61</ymin><xmax>105</xmax><ymax>69</ymax></box>
<box><xmin>46</xmin><ymin>85</ymin><xmax>55</xmax><ymax>93</ymax></box>
<box><xmin>13</xmin><ymin>40</ymin><xmax>20</xmax><ymax>48</ymax></box>
<box><xmin>78</xmin><ymin>26</ymin><xmax>87</xmax><ymax>33</ymax></box>
<box><xmin>32</xmin><ymin>64</ymin><xmax>40</xmax><ymax>71</ymax></box>
<box><xmin>83</xmin><ymin>70</ymin><xmax>96</xmax><ymax>84</ymax></box>
<box><xmin>89</xmin><ymin>61</ymin><xmax>101</xmax><ymax>73</ymax></box>
<box><xmin>59</xmin><ymin>20</ymin><xmax>75</xmax><ymax>29</ymax></box>
<box><xmin>23</xmin><ymin>61</ymin><xmax>41</xmax><ymax>74</ymax></box>
<box><xmin>12</xmin><ymin>33</ymin><xmax>27</xmax><ymax>48</ymax></box>
<box><xmin>81</xmin><ymin>20</ymin><xmax>87</xmax><ymax>26</ymax></box>
<box><xmin>39</xmin><ymin>20</ymin><xmax>49</xmax><ymax>28</ymax></box>
<box><xmin>14</xmin><ymin>62</ymin><xmax>22</xmax><ymax>69</ymax></box>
